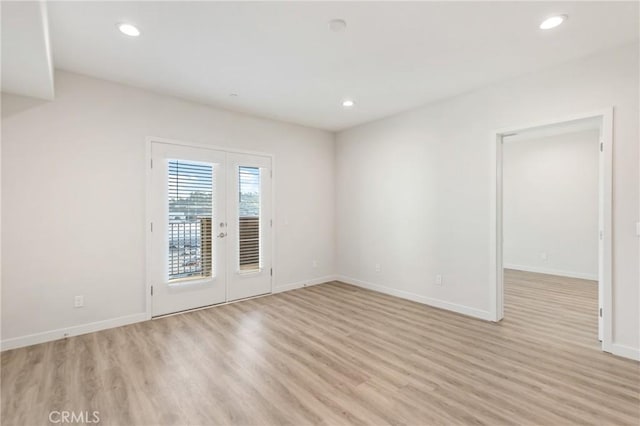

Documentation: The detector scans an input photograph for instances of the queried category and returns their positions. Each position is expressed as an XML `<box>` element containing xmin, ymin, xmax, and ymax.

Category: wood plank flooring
<box><xmin>2</xmin><ymin>270</ymin><xmax>639</xmax><ymax>425</ymax></box>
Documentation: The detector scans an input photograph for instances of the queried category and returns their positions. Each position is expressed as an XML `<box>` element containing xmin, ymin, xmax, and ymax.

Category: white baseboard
<box><xmin>2</xmin><ymin>276</ymin><xmax>337</xmax><ymax>352</ymax></box>
<box><xmin>273</xmin><ymin>275</ymin><xmax>337</xmax><ymax>294</ymax></box>
<box><xmin>611</xmin><ymin>343</ymin><xmax>640</xmax><ymax>361</ymax></box>
<box><xmin>504</xmin><ymin>264</ymin><xmax>598</xmax><ymax>281</ymax></box>
<box><xmin>336</xmin><ymin>275</ymin><xmax>494</xmax><ymax>321</ymax></box>
<box><xmin>1</xmin><ymin>313</ymin><xmax>148</xmax><ymax>352</ymax></box>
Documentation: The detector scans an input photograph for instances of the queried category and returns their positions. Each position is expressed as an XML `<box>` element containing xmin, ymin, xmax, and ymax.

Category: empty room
<box><xmin>1</xmin><ymin>1</ymin><xmax>639</xmax><ymax>425</ymax></box>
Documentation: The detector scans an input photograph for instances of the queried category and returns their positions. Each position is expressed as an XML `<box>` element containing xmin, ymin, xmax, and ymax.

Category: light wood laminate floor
<box><xmin>2</xmin><ymin>270</ymin><xmax>639</xmax><ymax>425</ymax></box>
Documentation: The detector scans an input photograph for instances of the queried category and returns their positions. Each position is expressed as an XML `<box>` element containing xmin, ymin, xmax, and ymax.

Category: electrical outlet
<box><xmin>435</xmin><ymin>275</ymin><xmax>443</xmax><ymax>286</ymax></box>
<box><xmin>74</xmin><ymin>296</ymin><xmax>84</xmax><ymax>308</ymax></box>
<box><xmin>540</xmin><ymin>252</ymin><xmax>548</xmax><ymax>261</ymax></box>
<box><xmin>312</xmin><ymin>260</ymin><xmax>318</xmax><ymax>268</ymax></box>
<box><xmin>375</xmin><ymin>263</ymin><xmax>381</xmax><ymax>273</ymax></box>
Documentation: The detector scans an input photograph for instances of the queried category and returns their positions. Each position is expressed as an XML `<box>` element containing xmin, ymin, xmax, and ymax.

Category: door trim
<box><xmin>145</xmin><ymin>136</ymin><xmax>276</xmax><ymax>320</ymax></box>
<box><xmin>489</xmin><ymin>108</ymin><xmax>613</xmax><ymax>354</ymax></box>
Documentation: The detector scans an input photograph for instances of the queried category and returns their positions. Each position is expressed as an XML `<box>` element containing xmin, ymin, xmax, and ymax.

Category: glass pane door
<box><xmin>150</xmin><ymin>143</ymin><xmax>227</xmax><ymax>316</ymax></box>
<box><xmin>226</xmin><ymin>153</ymin><xmax>272</xmax><ymax>301</ymax></box>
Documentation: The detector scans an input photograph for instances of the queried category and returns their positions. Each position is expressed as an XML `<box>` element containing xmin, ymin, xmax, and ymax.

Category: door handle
<box><xmin>218</xmin><ymin>232</ymin><xmax>227</xmax><ymax>238</ymax></box>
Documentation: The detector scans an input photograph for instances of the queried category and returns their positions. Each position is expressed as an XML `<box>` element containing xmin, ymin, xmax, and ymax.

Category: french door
<box><xmin>149</xmin><ymin>142</ymin><xmax>272</xmax><ymax>317</ymax></box>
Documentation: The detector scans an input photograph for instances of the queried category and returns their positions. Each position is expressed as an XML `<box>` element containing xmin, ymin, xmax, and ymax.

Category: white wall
<box><xmin>335</xmin><ymin>43</ymin><xmax>639</xmax><ymax>356</ymax></box>
<box><xmin>1</xmin><ymin>71</ymin><xmax>335</xmax><ymax>347</ymax></box>
<box><xmin>503</xmin><ymin>130</ymin><xmax>600</xmax><ymax>280</ymax></box>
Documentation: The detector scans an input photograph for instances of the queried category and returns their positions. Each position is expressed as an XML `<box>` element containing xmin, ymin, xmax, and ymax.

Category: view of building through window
<box><xmin>167</xmin><ymin>160</ymin><xmax>213</xmax><ymax>280</ymax></box>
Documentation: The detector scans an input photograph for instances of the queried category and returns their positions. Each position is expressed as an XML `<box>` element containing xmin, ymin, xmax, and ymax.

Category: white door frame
<box><xmin>489</xmin><ymin>108</ymin><xmax>613</xmax><ymax>353</ymax></box>
<box><xmin>145</xmin><ymin>136</ymin><xmax>276</xmax><ymax>319</ymax></box>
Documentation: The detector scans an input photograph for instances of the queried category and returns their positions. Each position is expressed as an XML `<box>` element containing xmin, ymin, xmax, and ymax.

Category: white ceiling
<box><xmin>1</xmin><ymin>1</ymin><xmax>54</xmax><ymax>100</ymax></box>
<box><xmin>32</xmin><ymin>2</ymin><xmax>640</xmax><ymax>130</ymax></box>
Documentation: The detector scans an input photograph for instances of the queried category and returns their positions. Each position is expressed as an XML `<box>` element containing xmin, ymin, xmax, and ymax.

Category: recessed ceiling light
<box><xmin>539</xmin><ymin>15</ymin><xmax>567</xmax><ymax>30</ymax></box>
<box><xmin>342</xmin><ymin>99</ymin><xmax>355</xmax><ymax>108</ymax></box>
<box><xmin>328</xmin><ymin>19</ymin><xmax>347</xmax><ymax>32</ymax></box>
<box><xmin>118</xmin><ymin>23</ymin><xmax>140</xmax><ymax>37</ymax></box>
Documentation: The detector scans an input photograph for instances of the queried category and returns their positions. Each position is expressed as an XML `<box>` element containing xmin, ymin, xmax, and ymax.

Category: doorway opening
<box><xmin>491</xmin><ymin>109</ymin><xmax>613</xmax><ymax>353</ymax></box>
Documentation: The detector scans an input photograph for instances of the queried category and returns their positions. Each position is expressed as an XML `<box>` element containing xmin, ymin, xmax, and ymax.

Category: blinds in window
<box><xmin>168</xmin><ymin>160</ymin><xmax>213</xmax><ymax>281</ymax></box>
<box><xmin>238</xmin><ymin>166</ymin><xmax>261</xmax><ymax>271</ymax></box>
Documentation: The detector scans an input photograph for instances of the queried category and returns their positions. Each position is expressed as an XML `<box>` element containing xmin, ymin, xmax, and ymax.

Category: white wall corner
<box><xmin>273</xmin><ymin>275</ymin><xmax>337</xmax><ymax>294</ymax></box>
<box><xmin>39</xmin><ymin>0</ymin><xmax>55</xmax><ymax>99</ymax></box>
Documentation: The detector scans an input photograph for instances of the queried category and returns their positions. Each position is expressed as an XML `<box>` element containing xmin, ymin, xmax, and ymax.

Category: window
<box><xmin>168</xmin><ymin>160</ymin><xmax>213</xmax><ymax>281</ymax></box>
<box><xmin>238</xmin><ymin>166</ymin><xmax>261</xmax><ymax>271</ymax></box>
